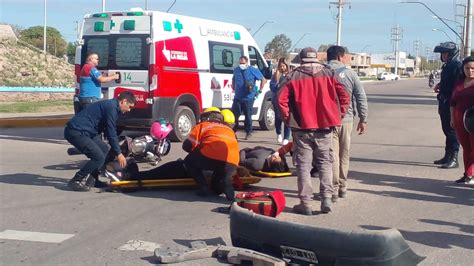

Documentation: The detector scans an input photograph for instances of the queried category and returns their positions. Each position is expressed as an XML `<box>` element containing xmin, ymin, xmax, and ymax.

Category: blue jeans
<box><xmin>232</xmin><ymin>98</ymin><xmax>255</xmax><ymax>134</ymax></box>
<box><xmin>272</xmin><ymin>96</ymin><xmax>291</xmax><ymax>139</ymax></box>
<box><xmin>64</xmin><ymin>127</ymin><xmax>110</xmax><ymax>176</ymax></box>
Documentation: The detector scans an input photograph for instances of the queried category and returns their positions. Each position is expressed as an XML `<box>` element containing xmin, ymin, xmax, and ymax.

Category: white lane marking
<box><xmin>0</xmin><ymin>230</ymin><xmax>74</xmax><ymax>243</ymax></box>
<box><xmin>119</xmin><ymin>240</ymin><xmax>162</xmax><ymax>252</ymax></box>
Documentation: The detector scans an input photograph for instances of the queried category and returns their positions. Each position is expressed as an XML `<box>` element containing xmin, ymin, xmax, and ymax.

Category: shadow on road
<box><xmin>367</xmin><ymin>97</ymin><xmax>437</xmax><ymax>106</ymax></box>
<box><xmin>360</xmin><ymin>225</ymin><xmax>474</xmax><ymax>250</ymax></box>
<box><xmin>0</xmin><ymin>135</ymin><xmax>69</xmax><ymax>145</ymax></box>
<box><xmin>0</xmin><ymin>173</ymin><xmax>70</xmax><ymax>191</ymax></box>
<box><xmin>351</xmin><ymin>157</ymin><xmax>437</xmax><ymax>167</ymax></box>
<box><xmin>419</xmin><ymin>219</ymin><xmax>474</xmax><ymax>235</ymax></box>
<box><xmin>350</xmin><ymin>171</ymin><xmax>473</xmax><ymax>206</ymax></box>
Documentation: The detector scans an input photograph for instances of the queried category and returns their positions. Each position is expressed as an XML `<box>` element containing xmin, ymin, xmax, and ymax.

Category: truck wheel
<box><xmin>170</xmin><ymin>106</ymin><xmax>196</xmax><ymax>142</ymax></box>
<box><xmin>258</xmin><ymin>100</ymin><xmax>275</xmax><ymax>131</ymax></box>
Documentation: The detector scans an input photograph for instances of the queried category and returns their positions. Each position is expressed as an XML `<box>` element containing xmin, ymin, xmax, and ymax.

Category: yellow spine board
<box><xmin>110</xmin><ymin>176</ymin><xmax>261</xmax><ymax>188</ymax></box>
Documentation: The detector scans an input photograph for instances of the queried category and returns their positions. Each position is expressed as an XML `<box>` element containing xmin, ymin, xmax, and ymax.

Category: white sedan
<box><xmin>377</xmin><ymin>72</ymin><xmax>400</xmax><ymax>81</ymax></box>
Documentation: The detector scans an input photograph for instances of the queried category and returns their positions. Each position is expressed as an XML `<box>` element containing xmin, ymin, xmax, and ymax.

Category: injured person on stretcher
<box><xmin>239</xmin><ymin>145</ymin><xmax>291</xmax><ymax>173</ymax></box>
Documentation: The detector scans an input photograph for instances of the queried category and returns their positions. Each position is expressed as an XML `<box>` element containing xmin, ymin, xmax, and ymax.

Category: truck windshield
<box><xmin>81</xmin><ymin>34</ymin><xmax>149</xmax><ymax>70</ymax></box>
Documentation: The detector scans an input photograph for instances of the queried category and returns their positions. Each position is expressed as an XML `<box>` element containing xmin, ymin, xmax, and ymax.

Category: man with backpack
<box><xmin>326</xmin><ymin>45</ymin><xmax>368</xmax><ymax>202</ymax></box>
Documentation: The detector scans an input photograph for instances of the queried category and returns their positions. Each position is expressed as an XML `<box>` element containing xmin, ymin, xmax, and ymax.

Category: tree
<box><xmin>19</xmin><ymin>26</ymin><xmax>67</xmax><ymax>57</ymax></box>
<box><xmin>66</xmin><ymin>42</ymin><xmax>76</xmax><ymax>63</ymax></box>
<box><xmin>264</xmin><ymin>34</ymin><xmax>291</xmax><ymax>60</ymax></box>
<box><xmin>407</xmin><ymin>53</ymin><xmax>416</xmax><ymax>59</ymax></box>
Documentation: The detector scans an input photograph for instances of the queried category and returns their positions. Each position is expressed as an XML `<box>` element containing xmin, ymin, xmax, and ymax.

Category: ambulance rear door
<box><xmin>80</xmin><ymin>11</ymin><xmax>151</xmax><ymax>109</ymax></box>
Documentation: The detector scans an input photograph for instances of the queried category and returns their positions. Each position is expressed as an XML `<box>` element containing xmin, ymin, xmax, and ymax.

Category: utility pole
<box><xmin>330</xmin><ymin>0</ymin><xmax>350</xmax><ymax>45</ymax></box>
<box><xmin>466</xmin><ymin>0</ymin><xmax>472</xmax><ymax>57</ymax></box>
<box><xmin>414</xmin><ymin>39</ymin><xmax>421</xmax><ymax>75</ymax></box>
<box><xmin>391</xmin><ymin>24</ymin><xmax>402</xmax><ymax>75</ymax></box>
<box><xmin>102</xmin><ymin>0</ymin><xmax>106</xmax><ymax>12</ymax></box>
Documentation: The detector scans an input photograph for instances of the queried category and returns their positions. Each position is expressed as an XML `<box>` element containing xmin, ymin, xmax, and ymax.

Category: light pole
<box><xmin>167</xmin><ymin>0</ymin><xmax>176</xmax><ymax>13</ymax></box>
<box><xmin>400</xmin><ymin>1</ymin><xmax>463</xmax><ymax>42</ymax></box>
<box><xmin>252</xmin><ymin>21</ymin><xmax>275</xmax><ymax>37</ymax></box>
<box><xmin>290</xmin><ymin>33</ymin><xmax>310</xmax><ymax>51</ymax></box>
<box><xmin>43</xmin><ymin>0</ymin><xmax>47</xmax><ymax>55</ymax></box>
<box><xmin>102</xmin><ymin>0</ymin><xmax>105</xmax><ymax>12</ymax></box>
<box><xmin>361</xmin><ymin>44</ymin><xmax>371</xmax><ymax>52</ymax></box>
<box><xmin>432</xmin><ymin>28</ymin><xmax>454</xmax><ymax>42</ymax></box>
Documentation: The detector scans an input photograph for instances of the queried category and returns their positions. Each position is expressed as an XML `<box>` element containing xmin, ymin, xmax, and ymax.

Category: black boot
<box><xmin>440</xmin><ymin>151</ymin><xmax>459</xmax><ymax>169</ymax></box>
<box><xmin>434</xmin><ymin>151</ymin><xmax>449</xmax><ymax>165</ymax></box>
<box><xmin>68</xmin><ymin>172</ymin><xmax>91</xmax><ymax>191</ymax></box>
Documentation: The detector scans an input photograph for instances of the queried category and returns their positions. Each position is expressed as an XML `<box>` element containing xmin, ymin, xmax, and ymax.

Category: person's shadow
<box><xmin>0</xmin><ymin>173</ymin><xmax>71</xmax><ymax>191</ymax></box>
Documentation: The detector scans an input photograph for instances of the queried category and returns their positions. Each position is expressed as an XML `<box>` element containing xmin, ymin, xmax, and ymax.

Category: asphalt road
<box><xmin>0</xmin><ymin>79</ymin><xmax>472</xmax><ymax>265</ymax></box>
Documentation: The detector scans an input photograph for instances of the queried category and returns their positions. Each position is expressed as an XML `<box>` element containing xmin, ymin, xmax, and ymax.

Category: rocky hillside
<box><xmin>0</xmin><ymin>39</ymin><xmax>75</xmax><ymax>87</ymax></box>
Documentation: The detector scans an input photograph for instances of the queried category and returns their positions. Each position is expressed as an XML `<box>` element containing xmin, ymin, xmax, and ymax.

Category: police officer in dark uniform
<box><xmin>433</xmin><ymin>42</ymin><xmax>462</xmax><ymax>169</ymax></box>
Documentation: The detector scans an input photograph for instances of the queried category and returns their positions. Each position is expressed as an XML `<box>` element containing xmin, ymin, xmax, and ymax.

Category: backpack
<box><xmin>235</xmin><ymin>190</ymin><xmax>286</xmax><ymax>217</ymax></box>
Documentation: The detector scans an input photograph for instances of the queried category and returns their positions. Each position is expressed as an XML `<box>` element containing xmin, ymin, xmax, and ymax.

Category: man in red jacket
<box><xmin>278</xmin><ymin>47</ymin><xmax>349</xmax><ymax>215</ymax></box>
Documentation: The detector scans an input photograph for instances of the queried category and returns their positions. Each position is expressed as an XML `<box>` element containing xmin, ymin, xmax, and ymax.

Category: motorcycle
<box><xmin>66</xmin><ymin>120</ymin><xmax>173</xmax><ymax>180</ymax></box>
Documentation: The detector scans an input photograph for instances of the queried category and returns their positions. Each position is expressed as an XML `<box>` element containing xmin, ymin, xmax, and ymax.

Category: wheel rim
<box><xmin>267</xmin><ymin>107</ymin><xmax>275</xmax><ymax>127</ymax></box>
<box><xmin>177</xmin><ymin>114</ymin><xmax>192</xmax><ymax>137</ymax></box>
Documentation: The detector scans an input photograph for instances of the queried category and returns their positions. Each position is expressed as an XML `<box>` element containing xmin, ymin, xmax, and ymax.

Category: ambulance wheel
<box><xmin>170</xmin><ymin>106</ymin><xmax>196</xmax><ymax>142</ymax></box>
<box><xmin>258</xmin><ymin>100</ymin><xmax>275</xmax><ymax>131</ymax></box>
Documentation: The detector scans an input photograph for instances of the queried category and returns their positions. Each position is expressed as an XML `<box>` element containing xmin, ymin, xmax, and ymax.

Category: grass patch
<box><xmin>0</xmin><ymin>100</ymin><xmax>73</xmax><ymax>113</ymax></box>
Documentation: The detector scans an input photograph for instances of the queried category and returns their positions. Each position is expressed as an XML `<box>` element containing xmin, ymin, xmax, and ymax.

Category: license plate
<box><xmin>280</xmin><ymin>245</ymin><xmax>318</xmax><ymax>264</ymax></box>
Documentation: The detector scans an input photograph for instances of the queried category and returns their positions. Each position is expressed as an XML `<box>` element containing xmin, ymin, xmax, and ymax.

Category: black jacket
<box><xmin>67</xmin><ymin>99</ymin><xmax>122</xmax><ymax>155</ymax></box>
<box><xmin>439</xmin><ymin>59</ymin><xmax>462</xmax><ymax>100</ymax></box>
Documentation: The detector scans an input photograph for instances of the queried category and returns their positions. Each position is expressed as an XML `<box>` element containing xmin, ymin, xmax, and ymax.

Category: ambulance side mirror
<box><xmin>222</xmin><ymin>49</ymin><xmax>233</xmax><ymax>67</ymax></box>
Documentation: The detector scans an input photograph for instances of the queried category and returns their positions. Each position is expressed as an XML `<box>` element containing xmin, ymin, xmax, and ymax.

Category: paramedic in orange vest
<box><xmin>182</xmin><ymin>108</ymin><xmax>239</xmax><ymax>201</ymax></box>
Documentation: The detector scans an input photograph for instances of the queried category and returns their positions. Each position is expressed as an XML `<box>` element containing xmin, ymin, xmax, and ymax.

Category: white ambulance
<box><xmin>74</xmin><ymin>8</ymin><xmax>275</xmax><ymax>141</ymax></box>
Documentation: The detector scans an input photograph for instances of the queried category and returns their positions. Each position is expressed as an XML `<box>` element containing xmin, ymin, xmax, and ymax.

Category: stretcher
<box><xmin>108</xmin><ymin>175</ymin><xmax>261</xmax><ymax>189</ymax></box>
<box><xmin>251</xmin><ymin>171</ymin><xmax>292</xmax><ymax>178</ymax></box>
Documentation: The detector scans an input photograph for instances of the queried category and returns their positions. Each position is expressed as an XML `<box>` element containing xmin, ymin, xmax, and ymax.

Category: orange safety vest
<box><xmin>187</xmin><ymin>121</ymin><xmax>240</xmax><ymax>166</ymax></box>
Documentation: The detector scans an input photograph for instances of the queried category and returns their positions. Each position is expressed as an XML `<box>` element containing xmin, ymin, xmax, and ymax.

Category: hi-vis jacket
<box><xmin>185</xmin><ymin>121</ymin><xmax>240</xmax><ymax>166</ymax></box>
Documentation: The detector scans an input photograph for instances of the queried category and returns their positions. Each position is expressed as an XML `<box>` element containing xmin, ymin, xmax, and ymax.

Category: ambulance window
<box><xmin>248</xmin><ymin>46</ymin><xmax>266</xmax><ymax>72</ymax></box>
<box><xmin>116</xmin><ymin>37</ymin><xmax>143</xmax><ymax>68</ymax></box>
<box><xmin>209</xmin><ymin>42</ymin><xmax>243</xmax><ymax>74</ymax></box>
<box><xmin>85</xmin><ymin>39</ymin><xmax>109</xmax><ymax>68</ymax></box>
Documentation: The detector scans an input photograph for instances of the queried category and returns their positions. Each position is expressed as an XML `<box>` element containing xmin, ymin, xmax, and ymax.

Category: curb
<box><xmin>0</xmin><ymin>115</ymin><xmax>71</xmax><ymax>128</ymax></box>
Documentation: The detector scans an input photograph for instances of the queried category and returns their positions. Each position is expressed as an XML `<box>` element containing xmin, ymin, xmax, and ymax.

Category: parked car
<box><xmin>377</xmin><ymin>72</ymin><xmax>400</xmax><ymax>81</ymax></box>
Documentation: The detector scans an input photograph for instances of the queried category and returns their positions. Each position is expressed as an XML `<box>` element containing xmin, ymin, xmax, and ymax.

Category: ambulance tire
<box><xmin>170</xmin><ymin>106</ymin><xmax>196</xmax><ymax>142</ymax></box>
<box><xmin>258</xmin><ymin>100</ymin><xmax>275</xmax><ymax>131</ymax></box>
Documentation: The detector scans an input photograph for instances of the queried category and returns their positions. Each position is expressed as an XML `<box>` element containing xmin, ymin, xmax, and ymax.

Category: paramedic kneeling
<box><xmin>182</xmin><ymin>109</ymin><xmax>239</xmax><ymax>201</ymax></box>
<box><xmin>64</xmin><ymin>91</ymin><xmax>136</xmax><ymax>191</ymax></box>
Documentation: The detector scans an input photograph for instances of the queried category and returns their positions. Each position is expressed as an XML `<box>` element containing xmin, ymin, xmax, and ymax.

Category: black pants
<box><xmin>64</xmin><ymin>127</ymin><xmax>113</xmax><ymax>177</ymax></box>
<box><xmin>136</xmin><ymin>160</ymin><xmax>190</xmax><ymax>180</ymax></box>
<box><xmin>185</xmin><ymin>151</ymin><xmax>236</xmax><ymax>201</ymax></box>
<box><xmin>438</xmin><ymin>99</ymin><xmax>459</xmax><ymax>152</ymax></box>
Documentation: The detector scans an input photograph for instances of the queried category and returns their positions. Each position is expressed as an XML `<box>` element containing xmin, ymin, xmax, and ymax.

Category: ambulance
<box><xmin>74</xmin><ymin>8</ymin><xmax>275</xmax><ymax>141</ymax></box>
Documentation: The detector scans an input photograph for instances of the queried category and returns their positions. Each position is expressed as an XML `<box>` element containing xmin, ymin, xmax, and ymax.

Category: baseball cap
<box><xmin>299</xmin><ymin>47</ymin><xmax>318</xmax><ymax>63</ymax></box>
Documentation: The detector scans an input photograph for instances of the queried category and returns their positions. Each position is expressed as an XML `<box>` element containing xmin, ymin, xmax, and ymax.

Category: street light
<box><xmin>252</xmin><ymin>20</ymin><xmax>275</xmax><ymax>37</ymax></box>
<box><xmin>43</xmin><ymin>0</ymin><xmax>47</xmax><ymax>55</ymax></box>
<box><xmin>290</xmin><ymin>33</ymin><xmax>310</xmax><ymax>51</ymax></box>
<box><xmin>432</xmin><ymin>15</ymin><xmax>462</xmax><ymax>27</ymax></box>
<box><xmin>400</xmin><ymin>1</ymin><xmax>463</xmax><ymax>42</ymax></box>
<box><xmin>432</xmin><ymin>28</ymin><xmax>454</xmax><ymax>41</ymax></box>
<box><xmin>361</xmin><ymin>44</ymin><xmax>372</xmax><ymax>52</ymax></box>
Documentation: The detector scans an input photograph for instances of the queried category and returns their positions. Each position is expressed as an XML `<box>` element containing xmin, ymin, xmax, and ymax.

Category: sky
<box><xmin>0</xmin><ymin>0</ymin><xmax>469</xmax><ymax>58</ymax></box>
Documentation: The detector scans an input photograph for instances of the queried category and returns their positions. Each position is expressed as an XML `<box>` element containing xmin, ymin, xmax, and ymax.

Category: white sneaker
<box><xmin>282</xmin><ymin>139</ymin><xmax>289</xmax><ymax>145</ymax></box>
<box><xmin>465</xmin><ymin>177</ymin><xmax>474</xmax><ymax>185</ymax></box>
<box><xmin>277</xmin><ymin>134</ymin><xmax>283</xmax><ymax>143</ymax></box>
